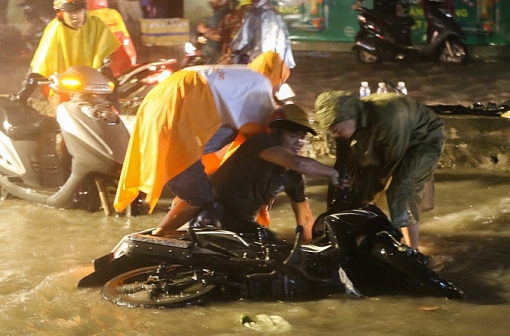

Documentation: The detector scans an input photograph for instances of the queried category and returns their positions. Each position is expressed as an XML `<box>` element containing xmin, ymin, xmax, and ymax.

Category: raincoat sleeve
<box><xmin>230</xmin><ymin>12</ymin><xmax>257</xmax><ymax>55</ymax></box>
<box><xmin>30</xmin><ymin>14</ymin><xmax>121</xmax><ymax>78</ymax></box>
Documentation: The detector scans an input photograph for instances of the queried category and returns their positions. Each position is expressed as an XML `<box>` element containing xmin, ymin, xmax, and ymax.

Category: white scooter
<box><xmin>0</xmin><ymin>65</ymin><xmax>138</xmax><ymax>215</ymax></box>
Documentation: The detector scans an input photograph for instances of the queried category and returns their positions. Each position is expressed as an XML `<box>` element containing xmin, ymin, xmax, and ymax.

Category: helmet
<box><xmin>86</xmin><ymin>0</ymin><xmax>108</xmax><ymax>10</ymax></box>
<box><xmin>53</xmin><ymin>0</ymin><xmax>87</xmax><ymax>12</ymax></box>
<box><xmin>236</xmin><ymin>0</ymin><xmax>252</xmax><ymax>10</ymax></box>
<box><xmin>269</xmin><ymin>103</ymin><xmax>317</xmax><ymax>135</ymax></box>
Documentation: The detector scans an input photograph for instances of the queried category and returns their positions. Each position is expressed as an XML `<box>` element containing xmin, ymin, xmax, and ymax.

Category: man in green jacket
<box><xmin>314</xmin><ymin>91</ymin><xmax>445</xmax><ymax>250</ymax></box>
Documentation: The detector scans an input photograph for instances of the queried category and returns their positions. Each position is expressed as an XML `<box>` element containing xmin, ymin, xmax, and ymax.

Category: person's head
<box><xmin>236</xmin><ymin>0</ymin><xmax>252</xmax><ymax>10</ymax></box>
<box><xmin>247</xmin><ymin>51</ymin><xmax>290</xmax><ymax>94</ymax></box>
<box><xmin>86</xmin><ymin>0</ymin><xmax>108</xmax><ymax>10</ymax></box>
<box><xmin>54</xmin><ymin>0</ymin><xmax>87</xmax><ymax>29</ymax></box>
<box><xmin>269</xmin><ymin>103</ymin><xmax>316</xmax><ymax>154</ymax></box>
<box><xmin>314</xmin><ymin>91</ymin><xmax>361</xmax><ymax>139</ymax></box>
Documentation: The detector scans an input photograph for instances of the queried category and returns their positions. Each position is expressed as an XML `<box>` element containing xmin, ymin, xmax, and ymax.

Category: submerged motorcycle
<box><xmin>78</xmin><ymin>202</ymin><xmax>465</xmax><ymax>308</ymax></box>
<box><xmin>0</xmin><ymin>65</ymin><xmax>135</xmax><ymax>215</ymax></box>
<box><xmin>353</xmin><ymin>0</ymin><xmax>467</xmax><ymax>64</ymax></box>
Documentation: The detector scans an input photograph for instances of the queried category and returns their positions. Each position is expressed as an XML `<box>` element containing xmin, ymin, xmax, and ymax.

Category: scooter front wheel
<box><xmin>101</xmin><ymin>264</ymin><xmax>217</xmax><ymax>308</ymax></box>
<box><xmin>438</xmin><ymin>39</ymin><xmax>467</xmax><ymax>63</ymax></box>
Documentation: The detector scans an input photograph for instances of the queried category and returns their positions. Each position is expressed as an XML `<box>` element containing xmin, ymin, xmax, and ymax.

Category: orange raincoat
<box><xmin>114</xmin><ymin>51</ymin><xmax>290</xmax><ymax>213</ymax></box>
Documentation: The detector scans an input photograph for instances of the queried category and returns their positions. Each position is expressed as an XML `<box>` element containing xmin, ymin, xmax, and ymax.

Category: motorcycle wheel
<box><xmin>101</xmin><ymin>265</ymin><xmax>217</xmax><ymax>308</ymax></box>
<box><xmin>356</xmin><ymin>48</ymin><xmax>380</xmax><ymax>64</ymax></box>
<box><xmin>438</xmin><ymin>39</ymin><xmax>467</xmax><ymax>63</ymax></box>
<box><xmin>357</xmin><ymin>235</ymin><xmax>466</xmax><ymax>300</ymax></box>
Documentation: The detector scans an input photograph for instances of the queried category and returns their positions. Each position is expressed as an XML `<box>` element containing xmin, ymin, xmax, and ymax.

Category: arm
<box><xmin>259</xmin><ymin>146</ymin><xmax>340</xmax><ymax>188</ymax></box>
<box><xmin>291</xmin><ymin>200</ymin><xmax>314</xmax><ymax>243</ymax></box>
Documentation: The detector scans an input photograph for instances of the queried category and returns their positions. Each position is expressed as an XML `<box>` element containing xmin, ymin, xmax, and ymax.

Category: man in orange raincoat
<box><xmin>114</xmin><ymin>51</ymin><xmax>290</xmax><ymax>235</ymax></box>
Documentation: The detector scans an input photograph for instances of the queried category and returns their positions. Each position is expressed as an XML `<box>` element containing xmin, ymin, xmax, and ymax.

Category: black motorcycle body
<box><xmin>115</xmin><ymin>59</ymin><xmax>178</xmax><ymax>116</ymax></box>
<box><xmin>353</xmin><ymin>0</ymin><xmax>467</xmax><ymax>63</ymax></box>
<box><xmin>0</xmin><ymin>65</ymin><xmax>133</xmax><ymax>215</ymax></box>
<box><xmin>78</xmin><ymin>204</ymin><xmax>465</xmax><ymax>308</ymax></box>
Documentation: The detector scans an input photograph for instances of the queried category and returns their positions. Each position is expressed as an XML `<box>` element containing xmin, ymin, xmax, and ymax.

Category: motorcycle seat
<box><xmin>0</xmin><ymin>98</ymin><xmax>60</xmax><ymax>140</ymax></box>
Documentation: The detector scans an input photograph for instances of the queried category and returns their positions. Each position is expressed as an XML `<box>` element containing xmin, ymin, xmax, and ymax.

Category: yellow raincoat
<box><xmin>115</xmin><ymin>51</ymin><xmax>289</xmax><ymax>213</ymax></box>
<box><xmin>30</xmin><ymin>13</ymin><xmax>120</xmax><ymax>78</ymax></box>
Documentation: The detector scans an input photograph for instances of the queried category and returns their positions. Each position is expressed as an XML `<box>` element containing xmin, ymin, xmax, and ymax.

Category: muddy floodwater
<box><xmin>1</xmin><ymin>168</ymin><xmax>510</xmax><ymax>335</ymax></box>
<box><xmin>1</xmin><ymin>52</ymin><xmax>510</xmax><ymax>335</ymax></box>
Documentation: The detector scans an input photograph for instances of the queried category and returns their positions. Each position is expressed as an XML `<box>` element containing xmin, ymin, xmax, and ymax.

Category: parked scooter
<box><xmin>78</xmin><ymin>202</ymin><xmax>465</xmax><ymax>308</ymax></box>
<box><xmin>353</xmin><ymin>0</ymin><xmax>467</xmax><ymax>64</ymax></box>
<box><xmin>0</xmin><ymin>65</ymin><xmax>137</xmax><ymax>215</ymax></box>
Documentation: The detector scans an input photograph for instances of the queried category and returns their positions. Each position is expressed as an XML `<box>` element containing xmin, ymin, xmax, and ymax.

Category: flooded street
<box><xmin>1</xmin><ymin>52</ymin><xmax>510</xmax><ymax>335</ymax></box>
<box><xmin>1</xmin><ymin>170</ymin><xmax>510</xmax><ymax>335</ymax></box>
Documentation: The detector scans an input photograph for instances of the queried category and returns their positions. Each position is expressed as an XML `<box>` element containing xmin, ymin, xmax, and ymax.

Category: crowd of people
<box><xmin>9</xmin><ymin>0</ymin><xmax>445</xmax><ymax>252</ymax></box>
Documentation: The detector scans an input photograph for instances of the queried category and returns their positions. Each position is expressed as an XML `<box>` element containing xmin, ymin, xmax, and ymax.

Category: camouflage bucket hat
<box><xmin>314</xmin><ymin>91</ymin><xmax>360</xmax><ymax>129</ymax></box>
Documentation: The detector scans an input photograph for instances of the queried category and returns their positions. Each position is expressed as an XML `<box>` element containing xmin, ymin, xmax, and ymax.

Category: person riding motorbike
<box><xmin>314</xmin><ymin>91</ymin><xmax>445</xmax><ymax>250</ymax></box>
<box><xmin>114</xmin><ymin>51</ymin><xmax>291</xmax><ymax>235</ymax></box>
<box><xmin>230</xmin><ymin>0</ymin><xmax>295</xmax><ymax>68</ymax></box>
<box><xmin>216</xmin><ymin>0</ymin><xmax>253</xmax><ymax>65</ymax></box>
<box><xmin>15</xmin><ymin>0</ymin><xmax>121</xmax><ymax>111</ymax></box>
<box><xmin>197</xmin><ymin>0</ymin><xmax>231</xmax><ymax>64</ymax></box>
<box><xmin>207</xmin><ymin>103</ymin><xmax>341</xmax><ymax>243</ymax></box>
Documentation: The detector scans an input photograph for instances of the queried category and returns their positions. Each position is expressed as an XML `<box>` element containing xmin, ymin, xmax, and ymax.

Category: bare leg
<box><xmin>152</xmin><ymin>197</ymin><xmax>203</xmax><ymax>235</ymax></box>
<box><xmin>401</xmin><ymin>223</ymin><xmax>420</xmax><ymax>250</ymax></box>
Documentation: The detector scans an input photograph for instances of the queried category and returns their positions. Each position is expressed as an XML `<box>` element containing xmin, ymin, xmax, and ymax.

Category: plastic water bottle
<box><xmin>397</xmin><ymin>81</ymin><xmax>408</xmax><ymax>95</ymax></box>
<box><xmin>376</xmin><ymin>82</ymin><xmax>387</xmax><ymax>94</ymax></box>
<box><xmin>359</xmin><ymin>81</ymin><xmax>371</xmax><ymax>97</ymax></box>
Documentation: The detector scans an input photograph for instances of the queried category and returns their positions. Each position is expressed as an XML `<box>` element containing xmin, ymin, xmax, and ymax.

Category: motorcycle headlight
<box><xmin>80</xmin><ymin>103</ymin><xmax>120</xmax><ymax>125</ymax></box>
<box><xmin>184</xmin><ymin>42</ymin><xmax>196</xmax><ymax>55</ymax></box>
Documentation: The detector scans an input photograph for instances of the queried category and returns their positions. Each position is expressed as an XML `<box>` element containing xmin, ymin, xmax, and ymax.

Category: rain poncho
<box><xmin>30</xmin><ymin>13</ymin><xmax>121</xmax><ymax>78</ymax></box>
<box><xmin>115</xmin><ymin>51</ymin><xmax>289</xmax><ymax>213</ymax></box>
<box><xmin>88</xmin><ymin>7</ymin><xmax>137</xmax><ymax>73</ymax></box>
<box><xmin>230</xmin><ymin>0</ymin><xmax>295</xmax><ymax>68</ymax></box>
<box><xmin>315</xmin><ymin>92</ymin><xmax>445</xmax><ymax>228</ymax></box>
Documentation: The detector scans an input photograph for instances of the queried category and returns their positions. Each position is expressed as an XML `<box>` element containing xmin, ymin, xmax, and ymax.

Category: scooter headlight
<box><xmin>80</xmin><ymin>103</ymin><xmax>121</xmax><ymax>125</ymax></box>
<box><xmin>184</xmin><ymin>42</ymin><xmax>196</xmax><ymax>55</ymax></box>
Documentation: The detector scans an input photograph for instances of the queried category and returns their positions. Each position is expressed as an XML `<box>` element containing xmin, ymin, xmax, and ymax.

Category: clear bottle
<box><xmin>397</xmin><ymin>81</ymin><xmax>408</xmax><ymax>95</ymax></box>
<box><xmin>359</xmin><ymin>81</ymin><xmax>371</xmax><ymax>97</ymax></box>
<box><xmin>376</xmin><ymin>82</ymin><xmax>387</xmax><ymax>94</ymax></box>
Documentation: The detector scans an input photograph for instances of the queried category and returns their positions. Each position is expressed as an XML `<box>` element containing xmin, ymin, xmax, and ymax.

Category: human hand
<box><xmin>329</xmin><ymin>170</ymin><xmax>351</xmax><ymax>190</ymax></box>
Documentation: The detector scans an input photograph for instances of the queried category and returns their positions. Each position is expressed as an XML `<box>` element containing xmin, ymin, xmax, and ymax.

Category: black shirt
<box><xmin>210</xmin><ymin>132</ymin><xmax>306</xmax><ymax>222</ymax></box>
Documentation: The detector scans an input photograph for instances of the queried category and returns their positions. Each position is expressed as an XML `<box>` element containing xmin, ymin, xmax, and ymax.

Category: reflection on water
<box><xmin>1</xmin><ymin>168</ymin><xmax>510</xmax><ymax>335</ymax></box>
